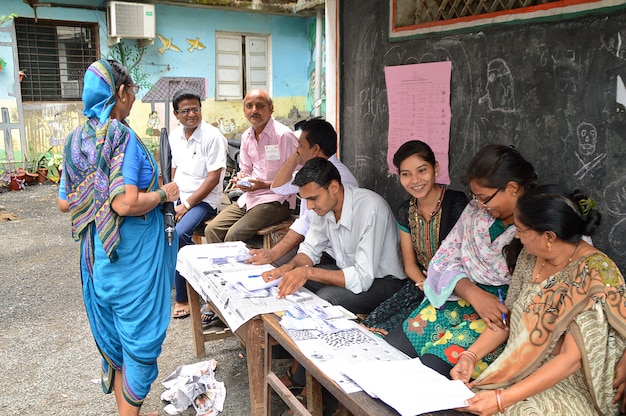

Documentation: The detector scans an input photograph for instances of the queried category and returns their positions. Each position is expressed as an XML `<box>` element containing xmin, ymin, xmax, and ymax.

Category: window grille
<box><xmin>15</xmin><ymin>18</ymin><xmax>98</xmax><ymax>101</ymax></box>
<box><xmin>414</xmin><ymin>0</ymin><xmax>561</xmax><ymax>23</ymax></box>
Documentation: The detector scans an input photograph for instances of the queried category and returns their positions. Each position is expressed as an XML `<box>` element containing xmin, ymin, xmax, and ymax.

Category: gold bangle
<box><xmin>495</xmin><ymin>389</ymin><xmax>505</xmax><ymax>414</ymax></box>
<box><xmin>458</xmin><ymin>350</ymin><xmax>478</xmax><ymax>367</ymax></box>
<box><xmin>156</xmin><ymin>188</ymin><xmax>167</xmax><ymax>204</ymax></box>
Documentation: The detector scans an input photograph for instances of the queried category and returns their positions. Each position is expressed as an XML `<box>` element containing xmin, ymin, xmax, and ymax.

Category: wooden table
<box><xmin>262</xmin><ymin>314</ymin><xmax>474</xmax><ymax>416</ymax></box>
<box><xmin>186</xmin><ymin>282</ymin><xmax>267</xmax><ymax>415</ymax></box>
<box><xmin>263</xmin><ymin>313</ymin><xmax>399</xmax><ymax>416</ymax></box>
<box><xmin>187</xmin><ymin>282</ymin><xmax>472</xmax><ymax>416</ymax></box>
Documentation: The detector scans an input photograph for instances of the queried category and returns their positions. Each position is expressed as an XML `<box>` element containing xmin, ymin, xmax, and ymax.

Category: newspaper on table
<box><xmin>279</xmin><ymin>302</ymin><xmax>409</xmax><ymax>394</ymax></box>
<box><xmin>177</xmin><ymin>242</ymin><xmax>330</xmax><ymax>331</ymax></box>
<box><xmin>161</xmin><ymin>360</ymin><xmax>226</xmax><ymax>416</ymax></box>
<box><xmin>279</xmin><ymin>303</ymin><xmax>475</xmax><ymax>414</ymax></box>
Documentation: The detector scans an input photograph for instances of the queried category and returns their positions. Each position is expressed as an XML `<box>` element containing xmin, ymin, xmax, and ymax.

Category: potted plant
<box><xmin>28</xmin><ymin>149</ymin><xmax>51</xmax><ymax>183</ymax></box>
<box><xmin>47</xmin><ymin>152</ymin><xmax>63</xmax><ymax>183</ymax></box>
<box><xmin>2</xmin><ymin>157</ymin><xmax>26</xmax><ymax>191</ymax></box>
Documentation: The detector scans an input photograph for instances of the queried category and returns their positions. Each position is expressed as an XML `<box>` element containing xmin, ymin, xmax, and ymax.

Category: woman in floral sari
<box><xmin>451</xmin><ymin>185</ymin><xmax>626</xmax><ymax>415</ymax></box>
<box><xmin>63</xmin><ymin>59</ymin><xmax>179</xmax><ymax>416</ymax></box>
<box><xmin>385</xmin><ymin>145</ymin><xmax>537</xmax><ymax>377</ymax></box>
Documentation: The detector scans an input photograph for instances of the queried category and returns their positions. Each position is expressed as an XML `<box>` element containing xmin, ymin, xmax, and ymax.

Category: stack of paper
<box><xmin>339</xmin><ymin>358</ymin><xmax>474</xmax><ymax>416</ymax></box>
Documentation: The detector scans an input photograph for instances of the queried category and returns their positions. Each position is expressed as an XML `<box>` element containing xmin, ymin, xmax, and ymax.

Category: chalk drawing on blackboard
<box><xmin>573</xmin><ymin>122</ymin><xmax>607</xmax><ymax>180</ymax></box>
<box><xmin>478</xmin><ymin>59</ymin><xmax>516</xmax><ymax>112</ymax></box>
<box><xmin>604</xmin><ymin>176</ymin><xmax>626</xmax><ymax>254</ymax></box>
<box><xmin>355</xmin><ymin>155</ymin><xmax>373</xmax><ymax>179</ymax></box>
<box><xmin>604</xmin><ymin>176</ymin><xmax>626</xmax><ymax>216</ymax></box>
<box><xmin>617</xmin><ymin>75</ymin><xmax>626</xmax><ymax>110</ymax></box>
<box><xmin>609</xmin><ymin>218</ymin><xmax>626</xmax><ymax>253</ymax></box>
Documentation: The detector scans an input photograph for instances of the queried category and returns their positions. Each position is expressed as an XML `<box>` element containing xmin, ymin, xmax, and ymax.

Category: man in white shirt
<box><xmin>247</xmin><ymin>118</ymin><xmax>358</xmax><ymax>266</ymax></box>
<box><xmin>169</xmin><ymin>89</ymin><xmax>227</xmax><ymax>318</ymax></box>
<box><xmin>262</xmin><ymin>157</ymin><xmax>406</xmax><ymax>314</ymax></box>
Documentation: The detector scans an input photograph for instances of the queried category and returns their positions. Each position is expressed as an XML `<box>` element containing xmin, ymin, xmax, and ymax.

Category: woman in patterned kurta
<box><xmin>385</xmin><ymin>145</ymin><xmax>538</xmax><ymax>377</ymax></box>
<box><xmin>362</xmin><ymin>140</ymin><xmax>467</xmax><ymax>336</ymax></box>
<box><xmin>452</xmin><ymin>185</ymin><xmax>626</xmax><ymax>415</ymax></box>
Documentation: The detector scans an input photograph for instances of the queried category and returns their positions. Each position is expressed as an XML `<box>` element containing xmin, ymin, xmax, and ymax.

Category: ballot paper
<box><xmin>339</xmin><ymin>358</ymin><xmax>474</xmax><ymax>416</ymax></box>
<box><xmin>238</xmin><ymin>273</ymin><xmax>279</xmax><ymax>291</ymax></box>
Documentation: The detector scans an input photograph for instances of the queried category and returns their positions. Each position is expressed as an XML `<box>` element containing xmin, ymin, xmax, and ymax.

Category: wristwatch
<box><xmin>183</xmin><ymin>200</ymin><xmax>191</xmax><ymax>210</ymax></box>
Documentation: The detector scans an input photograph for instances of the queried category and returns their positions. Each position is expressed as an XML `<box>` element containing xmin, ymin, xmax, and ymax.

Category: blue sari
<box><xmin>64</xmin><ymin>60</ymin><xmax>176</xmax><ymax>407</ymax></box>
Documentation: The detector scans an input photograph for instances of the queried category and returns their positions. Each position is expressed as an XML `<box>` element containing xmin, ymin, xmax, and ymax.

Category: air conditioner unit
<box><xmin>107</xmin><ymin>1</ymin><xmax>155</xmax><ymax>46</ymax></box>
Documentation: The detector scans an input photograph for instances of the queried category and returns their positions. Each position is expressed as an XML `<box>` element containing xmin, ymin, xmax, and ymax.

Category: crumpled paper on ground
<box><xmin>160</xmin><ymin>359</ymin><xmax>226</xmax><ymax>415</ymax></box>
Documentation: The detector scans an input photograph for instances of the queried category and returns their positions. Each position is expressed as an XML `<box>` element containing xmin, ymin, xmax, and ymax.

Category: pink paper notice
<box><xmin>385</xmin><ymin>61</ymin><xmax>452</xmax><ymax>184</ymax></box>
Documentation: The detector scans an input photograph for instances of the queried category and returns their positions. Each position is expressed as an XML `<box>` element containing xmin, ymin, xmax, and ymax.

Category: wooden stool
<box><xmin>255</xmin><ymin>216</ymin><xmax>296</xmax><ymax>249</ymax></box>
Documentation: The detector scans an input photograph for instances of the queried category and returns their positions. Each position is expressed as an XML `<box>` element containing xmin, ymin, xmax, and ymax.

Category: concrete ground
<box><xmin>0</xmin><ymin>184</ymin><xmax>289</xmax><ymax>416</ymax></box>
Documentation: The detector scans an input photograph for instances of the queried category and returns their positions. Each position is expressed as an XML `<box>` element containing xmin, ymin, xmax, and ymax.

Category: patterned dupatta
<box><xmin>476</xmin><ymin>251</ymin><xmax>626</xmax><ymax>389</ymax></box>
<box><xmin>63</xmin><ymin>60</ymin><xmax>137</xmax><ymax>273</ymax></box>
<box><xmin>424</xmin><ymin>201</ymin><xmax>515</xmax><ymax>308</ymax></box>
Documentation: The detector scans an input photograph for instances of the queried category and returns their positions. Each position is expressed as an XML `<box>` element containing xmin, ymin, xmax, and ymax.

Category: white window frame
<box><xmin>215</xmin><ymin>31</ymin><xmax>271</xmax><ymax>100</ymax></box>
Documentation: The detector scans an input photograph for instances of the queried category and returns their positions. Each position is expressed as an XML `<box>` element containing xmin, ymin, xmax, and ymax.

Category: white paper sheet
<box><xmin>339</xmin><ymin>358</ymin><xmax>474</xmax><ymax>416</ymax></box>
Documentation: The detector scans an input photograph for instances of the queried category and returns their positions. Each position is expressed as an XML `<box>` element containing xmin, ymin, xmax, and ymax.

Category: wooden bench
<box><xmin>191</xmin><ymin>215</ymin><xmax>297</xmax><ymax>248</ymax></box>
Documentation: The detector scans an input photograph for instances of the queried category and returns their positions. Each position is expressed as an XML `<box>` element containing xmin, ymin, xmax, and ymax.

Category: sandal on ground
<box><xmin>172</xmin><ymin>304</ymin><xmax>190</xmax><ymax>319</ymax></box>
<box><xmin>201</xmin><ymin>304</ymin><xmax>215</xmax><ymax>323</ymax></box>
<box><xmin>202</xmin><ymin>314</ymin><xmax>225</xmax><ymax>328</ymax></box>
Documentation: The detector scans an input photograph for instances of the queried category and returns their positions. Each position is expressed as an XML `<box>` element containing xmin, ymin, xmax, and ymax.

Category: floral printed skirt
<box><xmin>402</xmin><ymin>283</ymin><xmax>508</xmax><ymax>379</ymax></box>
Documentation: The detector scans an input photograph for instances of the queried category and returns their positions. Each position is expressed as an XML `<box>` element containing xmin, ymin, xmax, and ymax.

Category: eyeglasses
<box><xmin>471</xmin><ymin>188</ymin><xmax>501</xmax><ymax>206</ymax></box>
<box><xmin>176</xmin><ymin>107</ymin><xmax>201</xmax><ymax>116</ymax></box>
<box><xmin>126</xmin><ymin>84</ymin><xmax>140</xmax><ymax>94</ymax></box>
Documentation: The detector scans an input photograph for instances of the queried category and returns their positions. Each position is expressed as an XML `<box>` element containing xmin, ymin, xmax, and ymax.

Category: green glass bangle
<box><xmin>156</xmin><ymin>188</ymin><xmax>167</xmax><ymax>204</ymax></box>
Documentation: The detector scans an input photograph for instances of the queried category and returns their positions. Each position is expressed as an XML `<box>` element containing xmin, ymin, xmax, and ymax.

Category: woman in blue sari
<box><xmin>62</xmin><ymin>59</ymin><xmax>179</xmax><ymax>416</ymax></box>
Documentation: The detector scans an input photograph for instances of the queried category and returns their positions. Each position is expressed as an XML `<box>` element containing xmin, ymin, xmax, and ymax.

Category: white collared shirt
<box><xmin>298</xmin><ymin>185</ymin><xmax>407</xmax><ymax>294</ymax></box>
<box><xmin>169</xmin><ymin>120</ymin><xmax>227</xmax><ymax>209</ymax></box>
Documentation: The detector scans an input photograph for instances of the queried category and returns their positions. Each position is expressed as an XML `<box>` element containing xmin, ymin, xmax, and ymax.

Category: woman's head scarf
<box><xmin>82</xmin><ymin>60</ymin><xmax>117</xmax><ymax>124</ymax></box>
<box><xmin>63</xmin><ymin>59</ymin><xmax>132</xmax><ymax>269</ymax></box>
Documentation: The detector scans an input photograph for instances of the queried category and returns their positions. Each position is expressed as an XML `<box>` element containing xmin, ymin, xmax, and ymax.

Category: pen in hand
<box><xmin>497</xmin><ymin>288</ymin><xmax>507</xmax><ymax>326</ymax></box>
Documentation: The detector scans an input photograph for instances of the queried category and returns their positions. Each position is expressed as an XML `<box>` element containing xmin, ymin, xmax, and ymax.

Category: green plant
<box><xmin>47</xmin><ymin>153</ymin><xmax>63</xmax><ymax>183</ymax></box>
<box><xmin>106</xmin><ymin>42</ymin><xmax>150</xmax><ymax>91</ymax></box>
<box><xmin>27</xmin><ymin>148</ymin><xmax>52</xmax><ymax>174</ymax></box>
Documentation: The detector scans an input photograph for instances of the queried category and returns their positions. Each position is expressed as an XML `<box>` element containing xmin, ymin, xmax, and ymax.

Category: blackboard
<box><xmin>339</xmin><ymin>0</ymin><xmax>626</xmax><ymax>271</ymax></box>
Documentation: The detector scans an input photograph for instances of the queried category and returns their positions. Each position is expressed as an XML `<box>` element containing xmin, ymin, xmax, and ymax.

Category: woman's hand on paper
<box><xmin>450</xmin><ymin>355</ymin><xmax>475</xmax><ymax>385</ymax></box>
<box><xmin>455</xmin><ymin>390</ymin><xmax>498</xmax><ymax>416</ymax></box>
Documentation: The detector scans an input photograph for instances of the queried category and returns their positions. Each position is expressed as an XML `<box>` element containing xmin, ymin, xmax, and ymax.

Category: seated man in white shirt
<box><xmin>246</xmin><ymin>118</ymin><xmax>358</xmax><ymax>266</ymax></box>
<box><xmin>262</xmin><ymin>157</ymin><xmax>406</xmax><ymax>314</ymax></box>
<box><xmin>169</xmin><ymin>89</ymin><xmax>227</xmax><ymax>319</ymax></box>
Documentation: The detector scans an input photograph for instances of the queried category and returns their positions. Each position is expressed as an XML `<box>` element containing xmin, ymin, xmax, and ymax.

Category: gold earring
<box><xmin>121</xmin><ymin>98</ymin><xmax>126</xmax><ymax>103</ymax></box>
<box><xmin>547</xmin><ymin>241</ymin><xmax>552</xmax><ymax>251</ymax></box>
